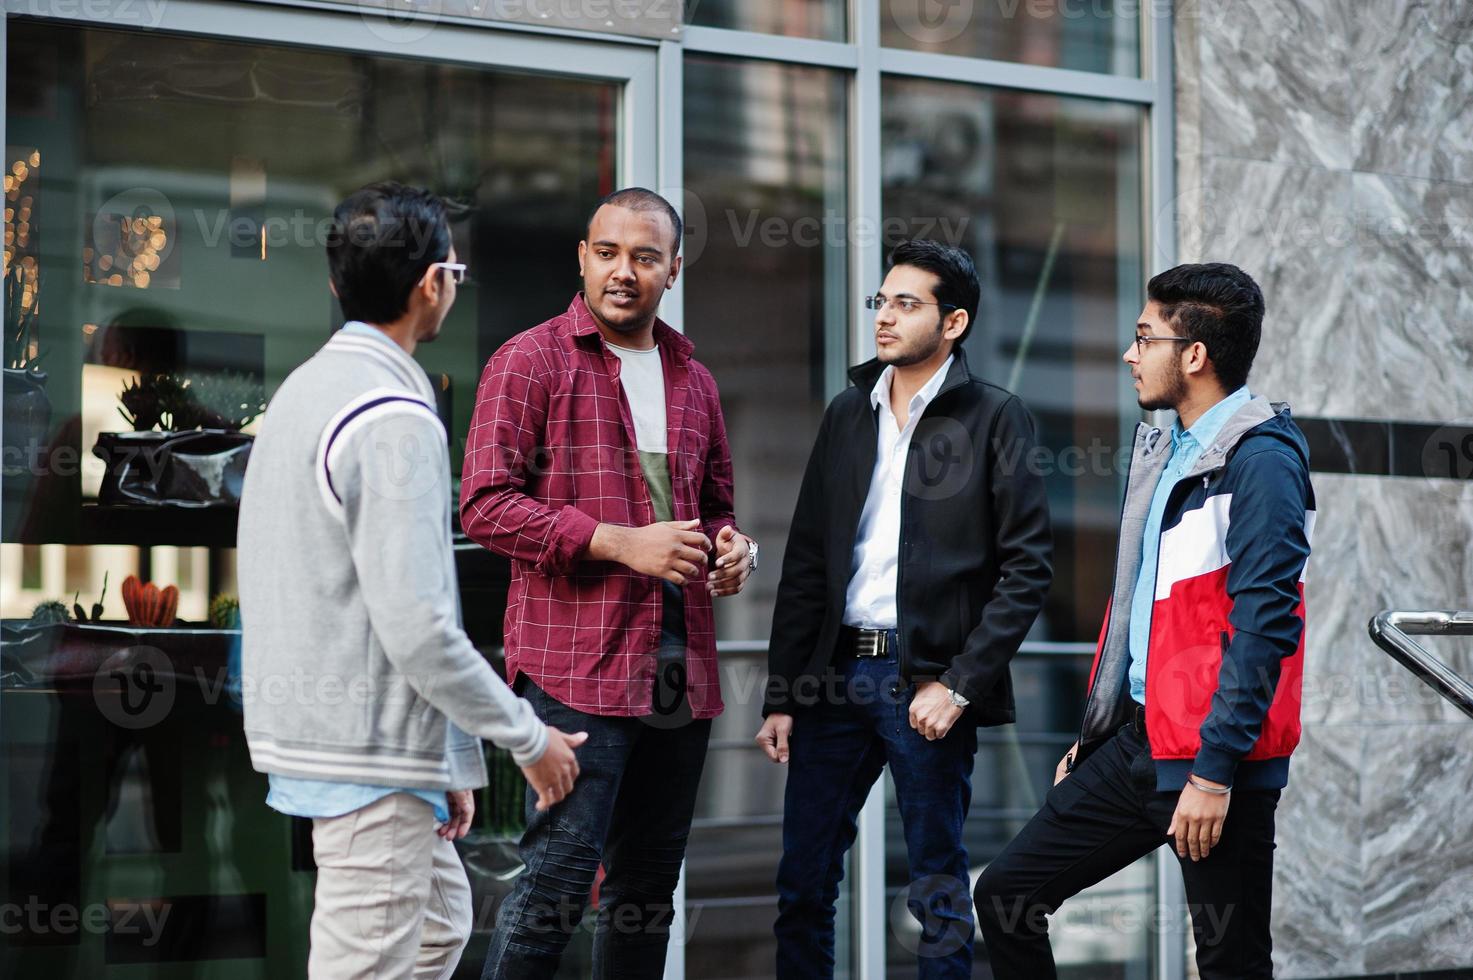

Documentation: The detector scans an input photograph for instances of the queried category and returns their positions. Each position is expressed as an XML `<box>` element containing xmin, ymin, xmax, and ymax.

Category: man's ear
<box><xmin>577</xmin><ymin>240</ymin><xmax>588</xmax><ymax>277</ymax></box>
<box><xmin>1183</xmin><ymin>341</ymin><xmax>1212</xmax><ymax>379</ymax></box>
<box><xmin>328</xmin><ymin>279</ymin><xmax>338</xmax><ymax>299</ymax></box>
<box><xmin>665</xmin><ymin>254</ymin><xmax>682</xmax><ymax>290</ymax></box>
<box><xmin>943</xmin><ymin>308</ymin><xmax>968</xmax><ymax>342</ymax></box>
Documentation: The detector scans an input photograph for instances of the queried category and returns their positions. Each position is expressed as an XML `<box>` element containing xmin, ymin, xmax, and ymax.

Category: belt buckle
<box><xmin>854</xmin><ymin>630</ymin><xmax>887</xmax><ymax>658</ymax></box>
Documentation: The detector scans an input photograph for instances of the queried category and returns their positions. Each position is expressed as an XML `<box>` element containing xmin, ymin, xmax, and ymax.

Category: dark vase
<box><xmin>92</xmin><ymin>428</ymin><xmax>253</xmax><ymax>507</ymax></box>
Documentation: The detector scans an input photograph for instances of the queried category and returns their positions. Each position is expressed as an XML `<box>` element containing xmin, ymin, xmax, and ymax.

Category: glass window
<box><xmin>688</xmin><ymin>0</ymin><xmax>846</xmax><ymax>42</ymax></box>
<box><xmin>3</xmin><ymin>19</ymin><xmax>618</xmax><ymax>978</ymax></box>
<box><xmin>882</xmin><ymin>0</ymin><xmax>1141</xmax><ymax>76</ymax></box>
<box><xmin>880</xmin><ymin>75</ymin><xmax>1149</xmax><ymax>976</ymax></box>
<box><xmin>882</xmin><ymin>76</ymin><xmax>1143</xmax><ymax>646</ymax></box>
<box><xmin>681</xmin><ymin>53</ymin><xmax>849</xmax><ymax>978</ymax></box>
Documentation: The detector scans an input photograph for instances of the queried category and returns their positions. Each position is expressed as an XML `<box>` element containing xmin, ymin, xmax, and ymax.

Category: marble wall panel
<box><xmin>1184</xmin><ymin>157</ymin><xmax>1358</xmax><ymax>416</ymax></box>
<box><xmin>1306</xmin><ymin>476</ymin><xmax>1473</xmax><ymax>727</ymax></box>
<box><xmin>1361</xmin><ymin>723</ymin><xmax>1473</xmax><ymax>974</ymax></box>
<box><xmin>1347</xmin><ymin>172</ymin><xmax>1473</xmax><ymax>426</ymax></box>
<box><xmin>1273</xmin><ymin>724</ymin><xmax>1365</xmax><ymax>979</ymax></box>
<box><xmin>1191</xmin><ymin>0</ymin><xmax>1353</xmax><ymax>170</ymax></box>
<box><xmin>1350</xmin><ymin>0</ymin><xmax>1473</xmax><ymax>186</ymax></box>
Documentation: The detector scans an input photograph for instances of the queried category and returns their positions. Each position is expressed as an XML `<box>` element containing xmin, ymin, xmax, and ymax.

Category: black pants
<box><xmin>974</xmin><ymin>716</ymin><xmax>1280</xmax><ymax>979</ymax></box>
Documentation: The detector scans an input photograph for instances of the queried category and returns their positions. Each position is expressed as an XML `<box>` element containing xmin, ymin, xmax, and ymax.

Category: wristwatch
<box><xmin>745</xmin><ymin>538</ymin><xmax>759</xmax><ymax>572</ymax></box>
<box><xmin>945</xmin><ymin>681</ymin><xmax>970</xmax><ymax>709</ymax></box>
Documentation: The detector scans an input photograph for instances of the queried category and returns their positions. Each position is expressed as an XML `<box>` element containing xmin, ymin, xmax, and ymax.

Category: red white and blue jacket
<box><xmin>1079</xmin><ymin>397</ymin><xmax>1316</xmax><ymax>790</ymax></box>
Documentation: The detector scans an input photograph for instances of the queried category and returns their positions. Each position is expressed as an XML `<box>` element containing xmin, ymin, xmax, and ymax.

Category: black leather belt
<box><xmin>1129</xmin><ymin>701</ymin><xmax>1147</xmax><ymax>735</ymax></box>
<box><xmin>840</xmin><ymin>626</ymin><xmax>892</xmax><ymax>658</ymax></box>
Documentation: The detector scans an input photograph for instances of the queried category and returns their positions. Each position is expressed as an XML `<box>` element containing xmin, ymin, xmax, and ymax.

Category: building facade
<box><xmin>0</xmin><ymin>0</ymin><xmax>1467</xmax><ymax>977</ymax></box>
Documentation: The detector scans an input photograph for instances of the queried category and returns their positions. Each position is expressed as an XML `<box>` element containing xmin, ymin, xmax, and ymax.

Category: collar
<box><xmin>1173</xmin><ymin>385</ymin><xmax>1252</xmax><ymax>454</ymax></box>
<box><xmin>869</xmin><ymin>353</ymin><xmax>954</xmax><ymax>415</ymax></box>
<box><xmin>564</xmin><ymin>291</ymin><xmax>692</xmax><ymax>363</ymax></box>
<box><xmin>340</xmin><ymin>320</ymin><xmax>401</xmax><ymax>350</ymax></box>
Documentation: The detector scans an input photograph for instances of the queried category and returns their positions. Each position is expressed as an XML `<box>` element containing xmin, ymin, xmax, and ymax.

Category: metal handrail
<box><xmin>1368</xmin><ymin>610</ymin><xmax>1473</xmax><ymax>720</ymax></box>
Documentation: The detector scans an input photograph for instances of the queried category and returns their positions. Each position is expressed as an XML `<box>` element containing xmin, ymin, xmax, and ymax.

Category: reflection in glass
<box><xmin>882</xmin><ymin>76</ymin><xmax>1148</xmax><ymax>977</ymax></box>
<box><xmin>882</xmin><ymin>0</ymin><xmax>1140</xmax><ymax>76</ymax></box>
<box><xmin>689</xmin><ymin>0</ymin><xmax>846</xmax><ymax>42</ymax></box>
<box><xmin>3</xmin><ymin>19</ymin><xmax>618</xmax><ymax>979</ymax></box>
<box><xmin>682</xmin><ymin>55</ymin><xmax>849</xmax><ymax>979</ymax></box>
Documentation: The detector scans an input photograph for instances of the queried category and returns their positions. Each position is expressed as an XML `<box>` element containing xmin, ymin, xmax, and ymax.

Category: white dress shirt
<box><xmin>842</xmin><ymin>354</ymin><xmax>954</xmax><ymax>629</ymax></box>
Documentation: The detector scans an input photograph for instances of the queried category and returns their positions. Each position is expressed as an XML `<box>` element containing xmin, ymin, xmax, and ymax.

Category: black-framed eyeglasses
<box><xmin>865</xmin><ymin>293</ymin><xmax>957</xmax><ymax>315</ymax></box>
<box><xmin>1134</xmin><ymin>334</ymin><xmax>1192</xmax><ymax>355</ymax></box>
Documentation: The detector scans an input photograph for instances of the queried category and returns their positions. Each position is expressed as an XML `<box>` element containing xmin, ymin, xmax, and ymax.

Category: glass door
<box><xmin>1</xmin><ymin>6</ymin><xmax>656</xmax><ymax>978</ymax></box>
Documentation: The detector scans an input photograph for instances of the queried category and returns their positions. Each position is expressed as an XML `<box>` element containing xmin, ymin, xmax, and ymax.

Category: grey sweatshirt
<box><xmin>238</xmin><ymin>325</ymin><xmax>548</xmax><ymax>791</ymax></box>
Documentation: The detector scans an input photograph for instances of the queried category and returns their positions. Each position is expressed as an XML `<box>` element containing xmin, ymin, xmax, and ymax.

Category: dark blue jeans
<box><xmin>774</xmin><ymin>641</ymin><xmax>979</xmax><ymax>979</ymax></box>
<box><xmin>483</xmin><ymin>587</ymin><xmax>710</xmax><ymax>980</ymax></box>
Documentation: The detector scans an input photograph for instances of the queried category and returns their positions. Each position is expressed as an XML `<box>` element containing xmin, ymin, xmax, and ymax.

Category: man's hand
<box><xmin>1054</xmin><ymin>740</ymin><xmax>1079</xmax><ymax>786</ymax></box>
<box><xmin>1167</xmin><ymin>779</ymin><xmax>1231</xmax><ymax>861</ymax></box>
<box><xmin>519</xmin><ymin>726</ymin><xmax>590</xmax><ymax>813</ymax></box>
<box><xmin>440</xmin><ymin>789</ymin><xmax>476</xmax><ymax>840</ymax></box>
<box><xmin>591</xmin><ymin>520</ymin><xmax>711</xmax><ymax>585</ymax></box>
<box><xmin>909</xmin><ymin>682</ymin><xmax>963</xmax><ymax>741</ymax></box>
<box><xmin>755</xmin><ymin>713</ymin><xmax>793</xmax><ymax>763</ymax></box>
<box><xmin>708</xmin><ymin>527</ymin><xmax>752</xmax><ymax>598</ymax></box>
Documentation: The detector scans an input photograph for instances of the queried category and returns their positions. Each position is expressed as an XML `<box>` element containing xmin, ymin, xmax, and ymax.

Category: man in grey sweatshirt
<box><xmin>238</xmin><ymin>182</ymin><xmax>585</xmax><ymax>980</ymax></box>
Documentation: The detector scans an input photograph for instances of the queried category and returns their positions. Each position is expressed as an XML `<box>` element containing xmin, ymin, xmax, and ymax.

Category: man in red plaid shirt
<box><xmin>463</xmin><ymin>187</ymin><xmax>754</xmax><ymax>979</ymax></box>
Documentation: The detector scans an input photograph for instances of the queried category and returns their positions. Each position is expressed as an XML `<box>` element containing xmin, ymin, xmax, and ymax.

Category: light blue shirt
<box><xmin>266</xmin><ymin>320</ymin><xmax>450</xmax><ymax>825</ymax></box>
<box><xmin>1127</xmin><ymin>386</ymin><xmax>1251</xmax><ymax>704</ymax></box>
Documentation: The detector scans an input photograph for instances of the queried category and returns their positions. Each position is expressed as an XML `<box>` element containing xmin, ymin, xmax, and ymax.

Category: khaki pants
<box><xmin>307</xmin><ymin>792</ymin><xmax>473</xmax><ymax>980</ymax></box>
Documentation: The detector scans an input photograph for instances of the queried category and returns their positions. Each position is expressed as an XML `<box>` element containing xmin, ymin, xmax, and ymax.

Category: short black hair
<box><xmin>886</xmin><ymin>239</ymin><xmax>981</xmax><ymax>345</ymax></box>
<box><xmin>327</xmin><ymin>182</ymin><xmax>452</xmax><ymax>325</ymax></box>
<box><xmin>586</xmin><ymin>187</ymin><xmax>683</xmax><ymax>256</ymax></box>
<box><xmin>1147</xmin><ymin>262</ymin><xmax>1264</xmax><ymax>391</ymax></box>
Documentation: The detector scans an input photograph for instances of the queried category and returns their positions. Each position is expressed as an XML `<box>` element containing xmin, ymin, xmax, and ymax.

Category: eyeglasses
<box><xmin>1134</xmin><ymin>334</ymin><xmax>1192</xmax><ymax>355</ymax></box>
<box><xmin>865</xmin><ymin>294</ymin><xmax>957</xmax><ymax>315</ymax></box>
<box><xmin>425</xmin><ymin>261</ymin><xmax>467</xmax><ymax>285</ymax></box>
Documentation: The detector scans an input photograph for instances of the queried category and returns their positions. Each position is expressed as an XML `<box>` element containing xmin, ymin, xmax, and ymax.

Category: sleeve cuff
<box><xmin>510</xmin><ymin>720</ymin><xmax>550</xmax><ymax>768</ymax></box>
<box><xmin>703</xmin><ymin>517</ymin><xmax>738</xmax><ymax>544</ymax></box>
<box><xmin>941</xmin><ymin>670</ymin><xmax>978</xmax><ymax>705</ymax></box>
<box><xmin>1191</xmin><ymin>741</ymin><xmax>1241</xmax><ymax>786</ymax></box>
<box><xmin>539</xmin><ymin>505</ymin><xmax>599</xmax><ymax>575</ymax></box>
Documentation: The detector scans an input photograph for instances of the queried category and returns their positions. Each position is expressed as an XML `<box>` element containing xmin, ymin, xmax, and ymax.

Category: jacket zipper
<box><xmin>1077</xmin><ymin>426</ymin><xmax>1143</xmax><ymax>751</ymax></box>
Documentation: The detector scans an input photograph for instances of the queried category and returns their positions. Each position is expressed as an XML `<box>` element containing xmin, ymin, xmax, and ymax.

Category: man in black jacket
<box><xmin>755</xmin><ymin>240</ymin><xmax>1053</xmax><ymax>979</ymax></box>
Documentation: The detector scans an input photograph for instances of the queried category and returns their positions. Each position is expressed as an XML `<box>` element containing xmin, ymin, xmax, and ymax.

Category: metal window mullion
<box><xmin>682</xmin><ymin>25</ymin><xmax>858</xmax><ymax>69</ymax></box>
<box><xmin>658</xmin><ymin>38</ymin><xmax>685</xmax><ymax>335</ymax></box>
<box><xmin>656</xmin><ymin>38</ymin><xmax>686</xmax><ymax>980</ymax></box>
<box><xmin>1143</xmin><ymin>6</ymin><xmax>1186</xmax><ymax>979</ymax></box>
<box><xmin>849</xmin><ymin>5</ymin><xmax>887</xmax><ymax>974</ymax></box>
<box><xmin>4</xmin><ymin>0</ymin><xmax>657</xmax><ymax>80</ymax></box>
<box><xmin>878</xmin><ymin>46</ymin><xmax>1156</xmax><ymax>104</ymax></box>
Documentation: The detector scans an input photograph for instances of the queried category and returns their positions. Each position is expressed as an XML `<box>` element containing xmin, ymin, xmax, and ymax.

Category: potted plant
<box><xmin>93</xmin><ymin>369</ymin><xmax>265</xmax><ymax>507</ymax></box>
<box><xmin>3</xmin><ymin>261</ymin><xmax>50</xmax><ymax>479</ymax></box>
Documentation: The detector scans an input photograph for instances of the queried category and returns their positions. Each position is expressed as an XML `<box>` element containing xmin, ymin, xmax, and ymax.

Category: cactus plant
<box><xmin>28</xmin><ymin>600</ymin><xmax>70</xmax><ymax>626</ymax></box>
<box><xmin>209</xmin><ymin>593</ymin><xmax>241</xmax><ymax>630</ymax></box>
<box><xmin>121</xmin><ymin>574</ymin><xmax>179</xmax><ymax>628</ymax></box>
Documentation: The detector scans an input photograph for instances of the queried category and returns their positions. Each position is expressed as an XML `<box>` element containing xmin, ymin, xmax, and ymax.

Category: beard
<box><xmin>1137</xmin><ymin>357</ymin><xmax>1188</xmax><ymax>412</ymax></box>
<box><xmin>879</xmin><ymin>317</ymin><xmax>946</xmax><ymax>367</ymax></box>
<box><xmin>587</xmin><ymin>283</ymin><xmax>660</xmax><ymax>336</ymax></box>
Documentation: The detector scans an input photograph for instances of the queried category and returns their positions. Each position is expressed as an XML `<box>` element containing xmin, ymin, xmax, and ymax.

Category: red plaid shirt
<box><xmin>459</xmin><ymin>293</ymin><xmax>737</xmax><ymax>718</ymax></box>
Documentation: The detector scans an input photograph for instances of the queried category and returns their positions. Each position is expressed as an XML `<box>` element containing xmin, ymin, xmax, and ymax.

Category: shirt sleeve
<box><xmin>335</xmin><ymin>405</ymin><xmax>549</xmax><ymax>767</ymax></box>
<box><xmin>698</xmin><ymin>378</ymin><xmax>739</xmax><ymax>545</ymax></box>
<box><xmin>459</xmin><ymin>339</ymin><xmax>599</xmax><ymax>576</ymax></box>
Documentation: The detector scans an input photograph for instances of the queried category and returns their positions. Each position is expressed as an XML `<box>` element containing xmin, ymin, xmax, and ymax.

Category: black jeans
<box><xmin>482</xmin><ymin>586</ymin><xmax>710</xmax><ymax>980</ymax></box>
<box><xmin>974</xmin><ymin>715</ymin><xmax>1279</xmax><ymax>980</ymax></box>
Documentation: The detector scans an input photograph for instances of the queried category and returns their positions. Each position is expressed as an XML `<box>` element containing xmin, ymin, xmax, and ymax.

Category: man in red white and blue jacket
<box><xmin>975</xmin><ymin>263</ymin><xmax>1315</xmax><ymax>979</ymax></box>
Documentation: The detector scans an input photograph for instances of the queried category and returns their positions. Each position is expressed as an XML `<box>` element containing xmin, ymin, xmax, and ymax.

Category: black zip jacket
<box><xmin>763</xmin><ymin>349</ymin><xmax>1053</xmax><ymax>725</ymax></box>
